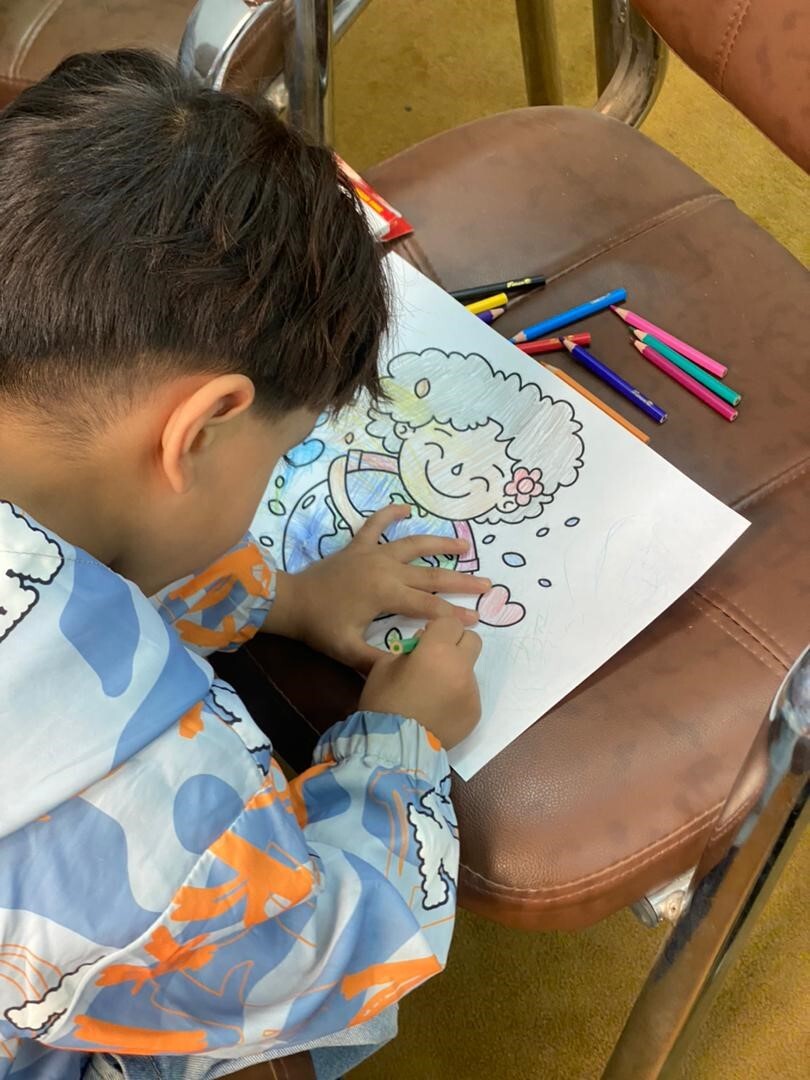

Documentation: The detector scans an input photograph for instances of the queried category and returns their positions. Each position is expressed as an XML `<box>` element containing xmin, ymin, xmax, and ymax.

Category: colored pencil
<box><xmin>633</xmin><ymin>331</ymin><xmax>741</xmax><ymax>406</ymax></box>
<box><xmin>466</xmin><ymin>292</ymin><xmax>508</xmax><ymax>316</ymax></box>
<box><xmin>477</xmin><ymin>306</ymin><xmax>505</xmax><ymax>325</ymax></box>
<box><xmin>612</xmin><ymin>306</ymin><xmax>728</xmax><ymax>378</ymax></box>
<box><xmin>451</xmin><ymin>275</ymin><xmax>546</xmax><ymax>303</ymax></box>
<box><xmin>634</xmin><ymin>341</ymin><xmax>738</xmax><ymax>422</ymax></box>
<box><xmin>516</xmin><ymin>332</ymin><xmax>591</xmax><ymax>355</ymax></box>
<box><xmin>562</xmin><ymin>338</ymin><xmax>667</xmax><ymax>424</ymax></box>
<box><xmin>388</xmin><ymin>635</ymin><xmax>420</xmax><ymax>655</ymax></box>
<box><xmin>542</xmin><ymin>364</ymin><xmax>649</xmax><ymax>442</ymax></box>
<box><xmin>512</xmin><ymin>288</ymin><xmax>627</xmax><ymax>344</ymax></box>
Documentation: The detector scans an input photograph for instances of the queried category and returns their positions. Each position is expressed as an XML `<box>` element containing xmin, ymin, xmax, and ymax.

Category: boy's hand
<box><xmin>359</xmin><ymin>617</ymin><xmax>482</xmax><ymax>749</ymax></box>
<box><xmin>263</xmin><ymin>504</ymin><xmax>490</xmax><ymax>671</ymax></box>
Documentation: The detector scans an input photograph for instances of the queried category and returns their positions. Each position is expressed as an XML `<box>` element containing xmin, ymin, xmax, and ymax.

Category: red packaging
<box><xmin>336</xmin><ymin>156</ymin><xmax>414</xmax><ymax>243</ymax></box>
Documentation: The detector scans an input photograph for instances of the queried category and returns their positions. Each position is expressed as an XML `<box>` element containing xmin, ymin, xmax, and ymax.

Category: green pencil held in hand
<box><xmin>634</xmin><ymin>331</ymin><xmax>742</xmax><ymax>406</ymax></box>
<box><xmin>388</xmin><ymin>636</ymin><xmax>420</xmax><ymax>655</ymax></box>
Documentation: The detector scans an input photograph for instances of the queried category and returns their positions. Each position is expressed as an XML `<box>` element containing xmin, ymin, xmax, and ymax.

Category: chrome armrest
<box><xmin>605</xmin><ymin>646</ymin><xmax>809</xmax><ymax>1078</ymax></box>
<box><xmin>179</xmin><ymin>0</ymin><xmax>284</xmax><ymax>93</ymax></box>
<box><xmin>178</xmin><ymin>0</ymin><xmax>372</xmax><ymax>140</ymax></box>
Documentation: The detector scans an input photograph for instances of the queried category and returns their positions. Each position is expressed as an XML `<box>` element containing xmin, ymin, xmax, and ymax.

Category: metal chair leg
<box><xmin>179</xmin><ymin>0</ymin><xmax>373</xmax><ymax>141</ymax></box>
<box><xmin>284</xmin><ymin>0</ymin><xmax>334</xmax><ymax>141</ymax></box>
<box><xmin>514</xmin><ymin>0</ymin><xmax>564</xmax><ymax>106</ymax></box>
<box><xmin>602</xmin><ymin>648</ymin><xmax>810</xmax><ymax>1079</ymax></box>
<box><xmin>593</xmin><ymin>2</ymin><xmax>667</xmax><ymax>126</ymax></box>
<box><xmin>592</xmin><ymin>0</ymin><xmax>628</xmax><ymax>94</ymax></box>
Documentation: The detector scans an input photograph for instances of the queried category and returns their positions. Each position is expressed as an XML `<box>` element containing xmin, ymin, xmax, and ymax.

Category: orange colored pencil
<box><xmin>542</xmin><ymin>364</ymin><xmax>650</xmax><ymax>443</ymax></box>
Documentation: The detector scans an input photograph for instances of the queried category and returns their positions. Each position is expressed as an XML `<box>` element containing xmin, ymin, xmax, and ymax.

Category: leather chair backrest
<box><xmin>635</xmin><ymin>0</ymin><xmax>810</xmax><ymax>171</ymax></box>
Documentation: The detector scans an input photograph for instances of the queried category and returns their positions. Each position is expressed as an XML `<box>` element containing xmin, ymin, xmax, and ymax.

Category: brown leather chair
<box><xmin>2</xmin><ymin>1</ymin><xmax>807</xmax><ymax>1076</ymax></box>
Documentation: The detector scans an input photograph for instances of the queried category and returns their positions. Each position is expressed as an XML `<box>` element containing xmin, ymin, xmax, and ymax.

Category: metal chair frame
<box><xmin>179</xmin><ymin>1</ymin><xmax>667</xmax><ymax>140</ymax></box>
<box><xmin>178</xmin><ymin>4</ymin><xmax>808</xmax><ymax>1075</ymax></box>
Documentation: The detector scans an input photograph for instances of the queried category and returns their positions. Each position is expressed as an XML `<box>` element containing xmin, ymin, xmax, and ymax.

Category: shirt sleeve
<box><xmin>152</xmin><ymin>533</ymin><xmax>275</xmax><ymax>655</ymax></box>
<box><xmin>29</xmin><ymin>709</ymin><xmax>458</xmax><ymax>1060</ymax></box>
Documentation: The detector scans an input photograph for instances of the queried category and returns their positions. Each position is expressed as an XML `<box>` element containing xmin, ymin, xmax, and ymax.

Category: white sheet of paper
<box><xmin>251</xmin><ymin>254</ymin><xmax>749</xmax><ymax>779</ymax></box>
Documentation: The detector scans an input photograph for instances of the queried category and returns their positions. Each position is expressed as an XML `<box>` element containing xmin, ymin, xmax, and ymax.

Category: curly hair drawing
<box><xmin>365</xmin><ymin>349</ymin><xmax>584</xmax><ymax>524</ymax></box>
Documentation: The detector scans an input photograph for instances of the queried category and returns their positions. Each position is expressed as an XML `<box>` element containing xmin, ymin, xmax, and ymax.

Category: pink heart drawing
<box><xmin>476</xmin><ymin>584</ymin><xmax>526</xmax><ymax>628</ymax></box>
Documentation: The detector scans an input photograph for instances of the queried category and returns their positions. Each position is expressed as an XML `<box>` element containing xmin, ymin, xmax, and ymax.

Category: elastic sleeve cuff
<box><xmin>313</xmin><ymin>710</ymin><xmax>449</xmax><ymax>779</ymax></box>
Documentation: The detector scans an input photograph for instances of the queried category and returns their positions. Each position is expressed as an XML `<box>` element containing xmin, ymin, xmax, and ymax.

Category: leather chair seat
<box><xmin>222</xmin><ymin>106</ymin><xmax>809</xmax><ymax>930</ymax></box>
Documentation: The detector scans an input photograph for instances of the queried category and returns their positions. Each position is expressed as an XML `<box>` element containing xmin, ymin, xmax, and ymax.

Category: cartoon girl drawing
<box><xmin>281</xmin><ymin>349</ymin><xmax>584</xmax><ymax>587</ymax></box>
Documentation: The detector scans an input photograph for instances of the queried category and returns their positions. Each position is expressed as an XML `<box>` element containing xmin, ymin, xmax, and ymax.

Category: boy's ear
<box><xmin>160</xmin><ymin>374</ymin><xmax>256</xmax><ymax>494</ymax></box>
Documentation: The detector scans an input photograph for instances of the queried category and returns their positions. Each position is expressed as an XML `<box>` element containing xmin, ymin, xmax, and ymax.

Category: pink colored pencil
<box><xmin>613</xmin><ymin>306</ymin><xmax>728</xmax><ymax>379</ymax></box>
<box><xmin>634</xmin><ymin>341</ymin><xmax>737</xmax><ymax>421</ymax></box>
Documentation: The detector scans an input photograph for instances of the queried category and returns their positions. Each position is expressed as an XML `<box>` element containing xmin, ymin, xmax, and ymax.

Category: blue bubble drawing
<box><xmin>538</xmin><ymin>578</ymin><xmax>552</xmax><ymax>588</ymax></box>
<box><xmin>301</xmin><ymin>494</ymin><xmax>316</xmax><ymax>510</ymax></box>
<box><xmin>258</xmin><ymin>535</ymin><xmax>274</xmax><ymax>548</ymax></box>
<box><xmin>565</xmin><ymin>516</ymin><xmax>580</xmax><ymax>527</ymax></box>
<box><xmin>502</xmin><ymin>552</ymin><xmax>526</xmax><ymax>568</ymax></box>
<box><xmin>482</xmin><ymin>534</ymin><xmax>495</xmax><ymax>545</ymax></box>
<box><xmin>268</xmin><ymin>498</ymin><xmax>286</xmax><ymax>516</ymax></box>
<box><xmin>536</xmin><ymin>527</ymin><xmax>550</xmax><ymax>538</ymax></box>
<box><xmin>284</xmin><ymin>438</ymin><xmax>325</xmax><ymax>468</ymax></box>
<box><xmin>275</xmin><ymin>476</ymin><xmax>285</xmax><ymax>489</ymax></box>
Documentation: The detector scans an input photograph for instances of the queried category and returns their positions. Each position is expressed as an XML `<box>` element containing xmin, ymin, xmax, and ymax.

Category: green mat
<box><xmin>333</xmin><ymin>3</ymin><xmax>809</xmax><ymax>1076</ymax></box>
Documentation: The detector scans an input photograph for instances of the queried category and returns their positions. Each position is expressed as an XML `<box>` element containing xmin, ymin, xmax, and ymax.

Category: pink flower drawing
<box><xmin>504</xmin><ymin>467</ymin><xmax>543</xmax><ymax>506</ymax></box>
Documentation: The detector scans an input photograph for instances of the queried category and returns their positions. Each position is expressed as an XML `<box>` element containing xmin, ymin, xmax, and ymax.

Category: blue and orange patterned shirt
<box><xmin>0</xmin><ymin>501</ymin><xmax>458</xmax><ymax>1078</ymax></box>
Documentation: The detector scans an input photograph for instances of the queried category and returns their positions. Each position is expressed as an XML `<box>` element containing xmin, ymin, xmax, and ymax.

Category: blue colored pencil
<box><xmin>511</xmin><ymin>288</ymin><xmax>628</xmax><ymax>344</ymax></box>
<box><xmin>562</xmin><ymin>338</ymin><xmax>668</xmax><ymax>425</ymax></box>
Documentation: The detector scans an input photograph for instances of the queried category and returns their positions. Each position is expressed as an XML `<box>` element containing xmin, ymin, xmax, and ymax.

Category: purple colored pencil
<box><xmin>477</xmin><ymin>307</ymin><xmax>505</xmax><ymax>325</ymax></box>
<box><xmin>562</xmin><ymin>338</ymin><xmax>668</xmax><ymax>424</ymax></box>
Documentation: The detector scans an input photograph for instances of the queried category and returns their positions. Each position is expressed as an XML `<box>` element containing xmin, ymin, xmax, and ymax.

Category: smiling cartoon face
<box><xmin>398</xmin><ymin>419</ymin><xmax>513</xmax><ymax>520</ymax></box>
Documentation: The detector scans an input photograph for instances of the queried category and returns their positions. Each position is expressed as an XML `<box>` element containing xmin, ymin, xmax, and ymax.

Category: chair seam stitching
<box><xmin>685</xmin><ymin>594</ymin><xmax>786</xmax><ymax>675</ymax></box>
<box><xmin>693</xmin><ymin>590</ymin><xmax>793</xmax><ymax>664</ymax></box>
<box><xmin>541</xmin><ymin>192</ymin><xmax>727</xmax><ymax>289</ymax></box>
<box><xmin>732</xmin><ymin>458</ymin><xmax>809</xmax><ymax>511</ymax></box>
<box><xmin>460</xmin><ymin>800</ymin><xmax>724</xmax><ymax>899</ymax></box>
<box><xmin>704</xmin><ymin>777</ymin><xmax>760</xmax><ymax>850</ymax></box>
<box><xmin>714</xmin><ymin>0</ymin><xmax>753</xmax><ymax>92</ymax></box>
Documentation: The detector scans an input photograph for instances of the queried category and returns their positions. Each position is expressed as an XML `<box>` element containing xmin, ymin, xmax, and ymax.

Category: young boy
<box><xmin>0</xmin><ymin>50</ymin><xmax>488</xmax><ymax>1080</ymax></box>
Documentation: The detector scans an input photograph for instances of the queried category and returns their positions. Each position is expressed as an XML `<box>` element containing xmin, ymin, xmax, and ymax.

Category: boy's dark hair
<box><xmin>0</xmin><ymin>49</ymin><xmax>388</xmax><ymax>423</ymax></box>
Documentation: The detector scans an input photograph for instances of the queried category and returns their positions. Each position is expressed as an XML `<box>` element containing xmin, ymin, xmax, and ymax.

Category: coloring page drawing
<box><xmin>252</xmin><ymin>255</ymin><xmax>748</xmax><ymax>778</ymax></box>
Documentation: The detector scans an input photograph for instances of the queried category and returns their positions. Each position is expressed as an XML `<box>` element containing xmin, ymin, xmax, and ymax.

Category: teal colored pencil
<box><xmin>388</xmin><ymin>636</ymin><xmax>420</xmax><ymax>655</ymax></box>
<box><xmin>633</xmin><ymin>331</ymin><xmax>741</xmax><ymax>406</ymax></box>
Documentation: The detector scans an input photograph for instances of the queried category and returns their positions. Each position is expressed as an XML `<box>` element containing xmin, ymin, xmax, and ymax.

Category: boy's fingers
<box><xmin>355</xmin><ymin>504</ymin><xmax>411</xmax><ymax>546</ymax></box>
<box><xmin>387</xmin><ymin>534</ymin><xmax>470</xmax><ymax>564</ymax></box>
<box><xmin>350</xmin><ymin>639</ymin><xmax>387</xmax><ymax>674</ymax></box>
<box><xmin>404</xmin><ymin>565</ymin><xmax>491</xmax><ymax>595</ymax></box>
<box><xmin>457</xmin><ymin>629</ymin><xmax>483</xmax><ymax>662</ymax></box>
<box><xmin>395</xmin><ymin>590</ymin><xmax>479</xmax><ymax>626</ymax></box>
<box><xmin>418</xmin><ymin>615</ymin><xmax>469</xmax><ymax>647</ymax></box>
